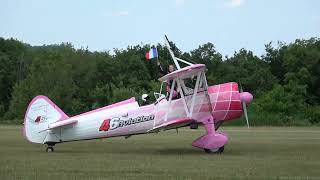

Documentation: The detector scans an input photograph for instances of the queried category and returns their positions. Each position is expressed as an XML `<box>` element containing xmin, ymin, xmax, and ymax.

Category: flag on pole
<box><xmin>145</xmin><ymin>48</ymin><xmax>158</xmax><ymax>60</ymax></box>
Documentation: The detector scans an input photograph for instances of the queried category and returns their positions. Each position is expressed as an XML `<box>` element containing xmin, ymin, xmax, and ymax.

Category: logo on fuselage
<box><xmin>99</xmin><ymin>114</ymin><xmax>155</xmax><ymax>132</ymax></box>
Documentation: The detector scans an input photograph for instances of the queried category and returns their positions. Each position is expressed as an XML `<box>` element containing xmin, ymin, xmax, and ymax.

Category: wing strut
<box><xmin>188</xmin><ymin>72</ymin><xmax>202</xmax><ymax>117</ymax></box>
<box><xmin>164</xmin><ymin>71</ymin><xmax>203</xmax><ymax>121</ymax></box>
<box><xmin>202</xmin><ymin>71</ymin><xmax>214</xmax><ymax>117</ymax></box>
<box><xmin>164</xmin><ymin>79</ymin><xmax>176</xmax><ymax>122</ymax></box>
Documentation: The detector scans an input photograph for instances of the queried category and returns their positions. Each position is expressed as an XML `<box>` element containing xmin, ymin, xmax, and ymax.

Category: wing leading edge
<box><xmin>158</xmin><ymin>64</ymin><xmax>206</xmax><ymax>82</ymax></box>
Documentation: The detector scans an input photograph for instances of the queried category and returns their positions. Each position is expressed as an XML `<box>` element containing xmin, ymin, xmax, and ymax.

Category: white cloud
<box><xmin>226</xmin><ymin>0</ymin><xmax>246</xmax><ymax>8</ymax></box>
<box><xmin>100</xmin><ymin>11</ymin><xmax>129</xmax><ymax>18</ymax></box>
<box><xmin>175</xmin><ymin>0</ymin><xmax>185</xmax><ymax>7</ymax></box>
<box><xmin>112</xmin><ymin>11</ymin><xmax>129</xmax><ymax>17</ymax></box>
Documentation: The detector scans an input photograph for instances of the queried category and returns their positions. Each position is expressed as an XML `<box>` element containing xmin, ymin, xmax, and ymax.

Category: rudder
<box><xmin>23</xmin><ymin>95</ymin><xmax>69</xmax><ymax>144</ymax></box>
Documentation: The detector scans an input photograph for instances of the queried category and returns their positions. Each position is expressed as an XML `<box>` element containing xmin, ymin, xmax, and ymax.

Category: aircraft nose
<box><xmin>240</xmin><ymin>92</ymin><xmax>253</xmax><ymax>104</ymax></box>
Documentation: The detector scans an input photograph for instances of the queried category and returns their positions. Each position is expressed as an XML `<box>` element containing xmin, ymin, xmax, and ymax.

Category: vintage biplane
<box><xmin>23</xmin><ymin>36</ymin><xmax>253</xmax><ymax>153</ymax></box>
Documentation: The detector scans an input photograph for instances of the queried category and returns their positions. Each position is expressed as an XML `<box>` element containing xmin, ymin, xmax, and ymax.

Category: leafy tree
<box><xmin>5</xmin><ymin>56</ymin><xmax>77</xmax><ymax>119</ymax></box>
<box><xmin>223</xmin><ymin>49</ymin><xmax>277</xmax><ymax>96</ymax></box>
<box><xmin>264</xmin><ymin>38</ymin><xmax>320</xmax><ymax>105</ymax></box>
<box><xmin>0</xmin><ymin>38</ymin><xmax>27</xmax><ymax>118</ymax></box>
<box><xmin>189</xmin><ymin>43</ymin><xmax>223</xmax><ymax>84</ymax></box>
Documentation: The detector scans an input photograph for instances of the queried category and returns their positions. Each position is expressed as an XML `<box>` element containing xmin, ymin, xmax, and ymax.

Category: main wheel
<box><xmin>46</xmin><ymin>147</ymin><xmax>54</xmax><ymax>152</ymax></box>
<box><xmin>204</xmin><ymin>146</ymin><xmax>224</xmax><ymax>154</ymax></box>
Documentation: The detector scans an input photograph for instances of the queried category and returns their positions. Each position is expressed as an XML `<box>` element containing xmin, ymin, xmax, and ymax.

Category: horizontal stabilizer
<box><xmin>39</xmin><ymin>119</ymin><xmax>77</xmax><ymax>133</ymax></box>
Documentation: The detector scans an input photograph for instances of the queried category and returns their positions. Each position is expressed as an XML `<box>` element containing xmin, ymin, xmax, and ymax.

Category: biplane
<box><xmin>23</xmin><ymin>36</ymin><xmax>253</xmax><ymax>153</ymax></box>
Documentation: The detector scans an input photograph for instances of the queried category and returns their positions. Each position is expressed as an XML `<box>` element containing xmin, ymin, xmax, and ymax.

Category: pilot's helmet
<box><xmin>141</xmin><ymin>94</ymin><xmax>149</xmax><ymax>102</ymax></box>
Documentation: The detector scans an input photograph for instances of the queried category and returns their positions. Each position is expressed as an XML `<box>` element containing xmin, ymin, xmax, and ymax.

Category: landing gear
<box><xmin>45</xmin><ymin>142</ymin><xmax>55</xmax><ymax>152</ymax></box>
<box><xmin>204</xmin><ymin>146</ymin><xmax>224</xmax><ymax>154</ymax></box>
<box><xmin>46</xmin><ymin>146</ymin><xmax>54</xmax><ymax>152</ymax></box>
<box><xmin>192</xmin><ymin>118</ymin><xmax>228</xmax><ymax>154</ymax></box>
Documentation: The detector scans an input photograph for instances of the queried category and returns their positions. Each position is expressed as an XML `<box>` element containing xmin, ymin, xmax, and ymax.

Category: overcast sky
<box><xmin>1</xmin><ymin>0</ymin><xmax>319</xmax><ymax>56</ymax></box>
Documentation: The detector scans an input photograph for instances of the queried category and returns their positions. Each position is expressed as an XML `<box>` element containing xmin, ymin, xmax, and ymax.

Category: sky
<box><xmin>1</xmin><ymin>0</ymin><xmax>319</xmax><ymax>57</ymax></box>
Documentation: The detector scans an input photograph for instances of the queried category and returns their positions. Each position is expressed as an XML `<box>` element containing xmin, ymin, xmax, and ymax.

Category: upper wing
<box><xmin>158</xmin><ymin>64</ymin><xmax>206</xmax><ymax>82</ymax></box>
<box><xmin>39</xmin><ymin>119</ymin><xmax>78</xmax><ymax>133</ymax></box>
<box><xmin>148</xmin><ymin>117</ymin><xmax>194</xmax><ymax>133</ymax></box>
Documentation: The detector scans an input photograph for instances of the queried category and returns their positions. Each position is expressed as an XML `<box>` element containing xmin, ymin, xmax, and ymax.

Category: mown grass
<box><xmin>0</xmin><ymin>125</ymin><xmax>319</xmax><ymax>180</ymax></box>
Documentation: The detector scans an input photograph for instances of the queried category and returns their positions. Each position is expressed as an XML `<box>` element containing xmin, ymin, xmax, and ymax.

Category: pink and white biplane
<box><xmin>23</xmin><ymin>36</ymin><xmax>253</xmax><ymax>153</ymax></box>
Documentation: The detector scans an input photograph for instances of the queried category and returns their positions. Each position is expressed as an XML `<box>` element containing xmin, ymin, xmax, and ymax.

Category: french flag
<box><xmin>145</xmin><ymin>48</ymin><xmax>158</xmax><ymax>60</ymax></box>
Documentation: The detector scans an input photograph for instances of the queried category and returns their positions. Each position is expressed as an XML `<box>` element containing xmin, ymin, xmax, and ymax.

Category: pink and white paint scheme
<box><xmin>23</xmin><ymin>36</ymin><xmax>253</xmax><ymax>153</ymax></box>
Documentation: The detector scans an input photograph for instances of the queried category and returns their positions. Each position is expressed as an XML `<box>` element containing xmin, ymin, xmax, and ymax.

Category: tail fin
<box><xmin>23</xmin><ymin>95</ymin><xmax>69</xmax><ymax>144</ymax></box>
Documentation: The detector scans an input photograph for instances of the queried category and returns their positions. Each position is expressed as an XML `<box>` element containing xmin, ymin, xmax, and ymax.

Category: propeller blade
<box><xmin>239</xmin><ymin>82</ymin><xmax>249</xmax><ymax>128</ymax></box>
<box><xmin>242</xmin><ymin>101</ymin><xmax>250</xmax><ymax>128</ymax></box>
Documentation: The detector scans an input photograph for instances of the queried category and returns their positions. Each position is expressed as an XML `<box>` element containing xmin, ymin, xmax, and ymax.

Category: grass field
<box><xmin>0</xmin><ymin>125</ymin><xmax>320</xmax><ymax>180</ymax></box>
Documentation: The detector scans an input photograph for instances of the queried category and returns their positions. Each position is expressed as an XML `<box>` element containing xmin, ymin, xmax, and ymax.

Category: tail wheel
<box><xmin>204</xmin><ymin>146</ymin><xmax>224</xmax><ymax>154</ymax></box>
<box><xmin>46</xmin><ymin>147</ymin><xmax>54</xmax><ymax>152</ymax></box>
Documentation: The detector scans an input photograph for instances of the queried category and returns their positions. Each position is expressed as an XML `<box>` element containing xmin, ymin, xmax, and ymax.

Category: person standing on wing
<box><xmin>157</xmin><ymin>59</ymin><xmax>179</xmax><ymax>99</ymax></box>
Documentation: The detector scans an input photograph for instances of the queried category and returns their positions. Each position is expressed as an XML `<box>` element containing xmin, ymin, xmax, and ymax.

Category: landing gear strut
<box><xmin>192</xmin><ymin>117</ymin><xmax>228</xmax><ymax>154</ymax></box>
<box><xmin>204</xmin><ymin>146</ymin><xmax>225</xmax><ymax>154</ymax></box>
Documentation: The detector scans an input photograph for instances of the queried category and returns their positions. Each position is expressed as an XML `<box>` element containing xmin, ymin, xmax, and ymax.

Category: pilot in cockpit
<box><xmin>141</xmin><ymin>94</ymin><xmax>150</xmax><ymax>106</ymax></box>
<box><xmin>157</xmin><ymin>59</ymin><xmax>179</xmax><ymax>99</ymax></box>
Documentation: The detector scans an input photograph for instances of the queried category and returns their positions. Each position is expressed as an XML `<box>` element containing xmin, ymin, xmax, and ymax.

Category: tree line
<box><xmin>0</xmin><ymin>37</ymin><xmax>319</xmax><ymax>125</ymax></box>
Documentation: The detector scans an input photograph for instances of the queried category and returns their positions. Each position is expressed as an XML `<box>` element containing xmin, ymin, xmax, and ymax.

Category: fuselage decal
<box><xmin>99</xmin><ymin>114</ymin><xmax>155</xmax><ymax>132</ymax></box>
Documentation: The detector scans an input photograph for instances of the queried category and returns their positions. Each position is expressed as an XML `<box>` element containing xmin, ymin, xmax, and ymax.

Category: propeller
<box><xmin>239</xmin><ymin>83</ymin><xmax>250</xmax><ymax>128</ymax></box>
